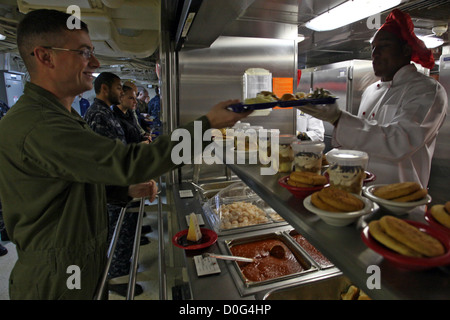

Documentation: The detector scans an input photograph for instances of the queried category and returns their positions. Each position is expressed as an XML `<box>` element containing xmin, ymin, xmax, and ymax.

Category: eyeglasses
<box><xmin>30</xmin><ymin>46</ymin><xmax>95</xmax><ymax>60</ymax></box>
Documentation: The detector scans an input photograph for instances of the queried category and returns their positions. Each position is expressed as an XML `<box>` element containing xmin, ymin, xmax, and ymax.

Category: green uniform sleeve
<box><xmin>22</xmin><ymin>115</ymin><xmax>212</xmax><ymax>187</ymax></box>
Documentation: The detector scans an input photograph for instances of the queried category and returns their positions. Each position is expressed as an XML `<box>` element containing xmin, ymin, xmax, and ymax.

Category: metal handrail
<box><xmin>157</xmin><ymin>176</ymin><xmax>167</xmax><ymax>299</ymax></box>
<box><xmin>95</xmin><ymin>179</ymin><xmax>166</xmax><ymax>300</ymax></box>
<box><xmin>94</xmin><ymin>206</ymin><xmax>127</xmax><ymax>300</ymax></box>
<box><xmin>126</xmin><ymin>197</ymin><xmax>145</xmax><ymax>300</ymax></box>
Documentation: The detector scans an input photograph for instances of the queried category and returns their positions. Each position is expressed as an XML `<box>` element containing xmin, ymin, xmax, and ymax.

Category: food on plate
<box><xmin>340</xmin><ymin>285</ymin><xmax>359</xmax><ymax>300</ymax></box>
<box><xmin>368</xmin><ymin>220</ymin><xmax>422</xmax><ymax>257</ymax></box>
<box><xmin>341</xmin><ymin>285</ymin><xmax>371</xmax><ymax>300</ymax></box>
<box><xmin>230</xmin><ymin>239</ymin><xmax>305</xmax><ymax>282</ymax></box>
<box><xmin>371</xmin><ymin>216</ymin><xmax>445</xmax><ymax>257</ymax></box>
<box><xmin>288</xmin><ymin>171</ymin><xmax>328</xmax><ymax>187</ymax></box>
<box><xmin>311</xmin><ymin>192</ymin><xmax>341</xmax><ymax>212</ymax></box>
<box><xmin>430</xmin><ymin>202</ymin><xmax>450</xmax><ymax>229</ymax></box>
<box><xmin>214</xmin><ymin>201</ymin><xmax>269</xmax><ymax>229</ymax></box>
<box><xmin>244</xmin><ymin>91</ymin><xmax>279</xmax><ymax>104</ymax></box>
<box><xmin>358</xmin><ymin>291</ymin><xmax>372</xmax><ymax>300</ymax></box>
<box><xmin>392</xmin><ymin>188</ymin><xmax>428</xmax><ymax>202</ymax></box>
<box><xmin>295</xmin><ymin>92</ymin><xmax>307</xmax><ymax>99</ymax></box>
<box><xmin>268</xmin><ymin>212</ymin><xmax>285</xmax><ymax>222</ymax></box>
<box><xmin>244</xmin><ymin>88</ymin><xmax>334</xmax><ymax>105</ymax></box>
<box><xmin>260</xmin><ymin>91</ymin><xmax>279</xmax><ymax>99</ymax></box>
<box><xmin>372</xmin><ymin>182</ymin><xmax>425</xmax><ymax>201</ymax></box>
<box><xmin>186</xmin><ymin>212</ymin><xmax>202</xmax><ymax>242</ymax></box>
<box><xmin>311</xmin><ymin>187</ymin><xmax>364</xmax><ymax>212</ymax></box>
<box><xmin>280</xmin><ymin>93</ymin><xmax>296</xmax><ymax>101</ymax></box>
<box><xmin>306</xmin><ymin>87</ymin><xmax>335</xmax><ymax>99</ymax></box>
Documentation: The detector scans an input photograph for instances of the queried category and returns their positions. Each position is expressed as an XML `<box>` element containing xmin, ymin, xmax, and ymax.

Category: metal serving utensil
<box><xmin>202</xmin><ymin>252</ymin><xmax>254</xmax><ymax>263</ymax></box>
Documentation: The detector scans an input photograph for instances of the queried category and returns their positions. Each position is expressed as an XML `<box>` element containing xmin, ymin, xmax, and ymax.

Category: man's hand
<box><xmin>206</xmin><ymin>99</ymin><xmax>253</xmax><ymax>128</ymax></box>
<box><xmin>128</xmin><ymin>180</ymin><xmax>159</xmax><ymax>202</ymax></box>
<box><xmin>296</xmin><ymin>103</ymin><xmax>342</xmax><ymax>125</ymax></box>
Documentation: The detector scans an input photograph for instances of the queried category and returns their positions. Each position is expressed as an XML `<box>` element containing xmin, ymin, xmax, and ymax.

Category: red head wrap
<box><xmin>378</xmin><ymin>9</ymin><xmax>435</xmax><ymax>69</ymax></box>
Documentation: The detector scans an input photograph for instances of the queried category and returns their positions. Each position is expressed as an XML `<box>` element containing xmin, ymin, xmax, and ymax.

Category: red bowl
<box><xmin>172</xmin><ymin>228</ymin><xmax>218</xmax><ymax>250</ymax></box>
<box><xmin>278</xmin><ymin>175</ymin><xmax>328</xmax><ymax>199</ymax></box>
<box><xmin>363</xmin><ymin>171</ymin><xmax>376</xmax><ymax>184</ymax></box>
<box><xmin>361</xmin><ymin>220</ymin><xmax>450</xmax><ymax>271</ymax></box>
<box><xmin>425</xmin><ymin>209</ymin><xmax>450</xmax><ymax>235</ymax></box>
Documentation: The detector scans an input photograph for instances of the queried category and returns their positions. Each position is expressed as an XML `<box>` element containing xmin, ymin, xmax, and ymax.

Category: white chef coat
<box><xmin>297</xmin><ymin>111</ymin><xmax>325</xmax><ymax>141</ymax></box>
<box><xmin>333</xmin><ymin>64</ymin><xmax>447</xmax><ymax>187</ymax></box>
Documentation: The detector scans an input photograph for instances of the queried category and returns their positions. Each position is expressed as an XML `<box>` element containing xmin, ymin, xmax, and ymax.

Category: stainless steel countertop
<box><xmin>172</xmin><ymin>182</ymin><xmax>253</xmax><ymax>300</ymax></box>
<box><xmin>171</xmin><ymin>181</ymin><xmax>342</xmax><ymax>300</ymax></box>
<box><xmin>227</xmin><ymin>164</ymin><xmax>450</xmax><ymax>300</ymax></box>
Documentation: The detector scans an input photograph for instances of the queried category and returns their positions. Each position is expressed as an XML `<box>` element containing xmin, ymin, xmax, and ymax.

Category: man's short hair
<box><xmin>17</xmin><ymin>9</ymin><xmax>89</xmax><ymax>73</ymax></box>
<box><xmin>94</xmin><ymin>72</ymin><xmax>121</xmax><ymax>94</ymax></box>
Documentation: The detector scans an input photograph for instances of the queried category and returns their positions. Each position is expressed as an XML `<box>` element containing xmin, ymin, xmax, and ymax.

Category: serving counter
<box><xmin>170</xmin><ymin>165</ymin><xmax>450</xmax><ymax>300</ymax></box>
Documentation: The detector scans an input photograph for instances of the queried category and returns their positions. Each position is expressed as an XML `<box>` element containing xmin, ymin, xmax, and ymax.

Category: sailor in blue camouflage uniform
<box><xmin>84</xmin><ymin>72</ymin><xmax>145</xmax><ymax>296</ymax></box>
<box><xmin>84</xmin><ymin>73</ymin><xmax>126</xmax><ymax>145</ymax></box>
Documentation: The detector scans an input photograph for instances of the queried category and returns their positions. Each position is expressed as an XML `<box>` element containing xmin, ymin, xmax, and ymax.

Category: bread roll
<box><xmin>318</xmin><ymin>187</ymin><xmax>364</xmax><ymax>212</ymax></box>
<box><xmin>430</xmin><ymin>204</ymin><xmax>450</xmax><ymax>229</ymax></box>
<box><xmin>368</xmin><ymin>221</ymin><xmax>422</xmax><ymax>257</ymax></box>
<box><xmin>373</xmin><ymin>182</ymin><xmax>421</xmax><ymax>200</ymax></box>
<box><xmin>379</xmin><ymin>216</ymin><xmax>445</xmax><ymax>257</ymax></box>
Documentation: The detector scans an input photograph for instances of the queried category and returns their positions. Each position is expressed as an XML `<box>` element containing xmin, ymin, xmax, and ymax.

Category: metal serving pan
<box><xmin>223</xmin><ymin>232</ymin><xmax>317</xmax><ymax>288</ymax></box>
<box><xmin>284</xmin><ymin>230</ymin><xmax>335</xmax><ymax>270</ymax></box>
<box><xmin>263</xmin><ymin>275</ymin><xmax>352</xmax><ymax>300</ymax></box>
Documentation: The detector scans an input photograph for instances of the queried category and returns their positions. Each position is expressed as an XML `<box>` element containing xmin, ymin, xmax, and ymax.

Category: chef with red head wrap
<box><xmin>297</xmin><ymin>9</ymin><xmax>447</xmax><ymax>187</ymax></box>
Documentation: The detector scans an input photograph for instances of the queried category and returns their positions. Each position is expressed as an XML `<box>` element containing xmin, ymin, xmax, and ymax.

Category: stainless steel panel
<box><xmin>435</xmin><ymin>54</ymin><xmax>450</xmax><ymax>160</ymax></box>
<box><xmin>178</xmin><ymin>35</ymin><xmax>297</xmax><ymax>181</ymax></box>
<box><xmin>182</xmin><ymin>0</ymin><xmax>257</xmax><ymax>49</ymax></box>
<box><xmin>312</xmin><ymin>66</ymin><xmax>350</xmax><ymax>139</ymax></box>
<box><xmin>179</xmin><ymin>36</ymin><xmax>296</xmax><ymax>131</ymax></box>
<box><xmin>297</xmin><ymin>69</ymin><xmax>312</xmax><ymax>93</ymax></box>
<box><xmin>311</xmin><ymin>60</ymin><xmax>377</xmax><ymax>115</ymax></box>
<box><xmin>428</xmin><ymin>54</ymin><xmax>450</xmax><ymax>203</ymax></box>
<box><xmin>0</xmin><ymin>71</ymin><xmax>24</xmax><ymax>108</ymax></box>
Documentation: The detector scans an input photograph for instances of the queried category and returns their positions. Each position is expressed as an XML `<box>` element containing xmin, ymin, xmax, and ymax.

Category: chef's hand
<box><xmin>206</xmin><ymin>99</ymin><xmax>253</xmax><ymax>129</ymax></box>
<box><xmin>296</xmin><ymin>103</ymin><xmax>342</xmax><ymax>125</ymax></box>
<box><xmin>128</xmin><ymin>180</ymin><xmax>159</xmax><ymax>202</ymax></box>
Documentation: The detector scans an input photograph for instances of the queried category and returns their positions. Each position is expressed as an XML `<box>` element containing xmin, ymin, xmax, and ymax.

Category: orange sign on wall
<box><xmin>272</xmin><ymin>77</ymin><xmax>293</xmax><ymax>109</ymax></box>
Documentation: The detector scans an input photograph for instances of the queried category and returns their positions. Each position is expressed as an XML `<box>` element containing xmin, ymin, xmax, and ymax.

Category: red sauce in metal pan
<box><xmin>292</xmin><ymin>234</ymin><xmax>333</xmax><ymax>268</ymax></box>
<box><xmin>230</xmin><ymin>239</ymin><xmax>304</xmax><ymax>282</ymax></box>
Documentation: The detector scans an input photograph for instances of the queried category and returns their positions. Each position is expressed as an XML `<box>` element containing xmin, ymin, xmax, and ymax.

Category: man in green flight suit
<box><xmin>0</xmin><ymin>9</ymin><xmax>249</xmax><ymax>299</ymax></box>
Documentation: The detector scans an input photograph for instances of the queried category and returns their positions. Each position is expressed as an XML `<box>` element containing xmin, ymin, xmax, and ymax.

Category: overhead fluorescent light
<box><xmin>297</xmin><ymin>34</ymin><xmax>305</xmax><ymax>42</ymax></box>
<box><xmin>418</xmin><ymin>35</ymin><xmax>444</xmax><ymax>49</ymax></box>
<box><xmin>305</xmin><ymin>0</ymin><xmax>402</xmax><ymax>32</ymax></box>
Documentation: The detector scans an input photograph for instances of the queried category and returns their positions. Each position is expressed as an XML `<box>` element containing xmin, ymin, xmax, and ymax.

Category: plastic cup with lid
<box><xmin>276</xmin><ymin>134</ymin><xmax>297</xmax><ymax>173</ymax></box>
<box><xmin>325</xmin><ymin>149</ymin><xmax>369</xmax><ymax>194</ymax></box>
<box><xmin>258</xmin><ymin>129</ymin><xmax>280</xmax><ymax>167</ymax></box>
<box><xmin>291</xmin><ymin>141</ymin><xmax>325</xmax><ymax>175</ymax></box>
